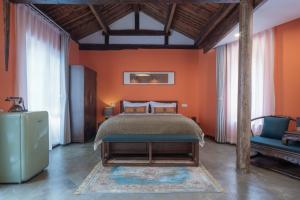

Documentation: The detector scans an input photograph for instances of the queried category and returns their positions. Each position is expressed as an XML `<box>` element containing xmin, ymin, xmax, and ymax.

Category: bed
<box><xmin>94</xmin><ymin>101</ymin><xmax>205</xmax><ymax>166</ymax></box>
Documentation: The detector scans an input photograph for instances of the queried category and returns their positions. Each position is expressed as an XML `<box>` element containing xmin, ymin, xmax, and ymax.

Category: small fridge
<box><xmin>0</xmin><ymin>111</ymin><xmax>49</xmax><ymax>183</ymax></box>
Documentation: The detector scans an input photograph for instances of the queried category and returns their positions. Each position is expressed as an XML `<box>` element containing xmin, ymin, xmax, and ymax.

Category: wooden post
<box><xmin>148</xmin><ymin>142</ymin><xmax>152</xmax><ymax>164</ymax></box>
<box><xmin>105</xmin><ymin>34</ymin><xmax>109</xmax><ymax>45</ymax></box>
<box><xmin>236</xmin><ymin>0</ymin><xmax>253</xmax><ymax>173</ymax></box>
<box><xmin>134</xmin><ymin>4</ymin><xmax>140</xmax><ymax>31</ymax></box>
<box><xmin>3</xmin><ymin>0</ymin><xmax>10</xmax><ymax>71</ymax></box>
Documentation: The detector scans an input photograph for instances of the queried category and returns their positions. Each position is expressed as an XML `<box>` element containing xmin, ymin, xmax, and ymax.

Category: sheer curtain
<box><xmin>216</xmin><ymin>45</ymin><xmax>227</xmax><ymax>143</ymax></box>
<box><xmin>60</xmin><ymin>33</ymin><xmax>71</xmax><ymax>145</ymax></box>
<box><xmin>251</xmin><ymin>29</ymin><xmax>275</xmax><ymax>134</ymax></box>
<box><xmin>16</xmin><ymin>5</ymin><xmax>71</xmax><ymax>149</ymax></box>
<box><xmin>216</xmin><ymin>29</ymin><xmax>275</xmax><ymax>144</ymax></box>
<box><xmin>226</xmin><ymin>42</ymin><xmax>240</xmax><ymax>144</ymax></box>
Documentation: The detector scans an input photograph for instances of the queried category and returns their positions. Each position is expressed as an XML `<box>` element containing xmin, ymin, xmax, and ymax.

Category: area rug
<box><xmin>75</xmin><ymin>162</ymin><xmax>223</xmax><ymax>194</ymax></box>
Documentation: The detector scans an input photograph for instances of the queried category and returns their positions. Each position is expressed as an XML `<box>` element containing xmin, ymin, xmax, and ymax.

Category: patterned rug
<box><xmin>75</xmin><ymin>162</ymin><xmax>223</xmax><ymax>194</ymax></box>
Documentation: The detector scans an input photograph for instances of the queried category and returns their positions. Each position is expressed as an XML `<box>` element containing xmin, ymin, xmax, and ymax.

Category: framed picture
<box><xmin>123</xmin><ymin>72</ymin><xmax>175</xmax><ymax>85</ymax></box>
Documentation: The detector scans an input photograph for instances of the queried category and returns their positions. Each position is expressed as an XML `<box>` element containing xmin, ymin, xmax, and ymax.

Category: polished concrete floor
<box><xmin>1</xmin><ymin>139</ymin><xmax>300</xmax><ymax>200</ymax></box>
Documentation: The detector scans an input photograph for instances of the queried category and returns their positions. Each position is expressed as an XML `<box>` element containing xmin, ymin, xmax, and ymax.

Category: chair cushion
<box><xmin>251</xmin><ymin>136</ymin><xmax>300</xmax><ymax>154</ymax></box>
<box><xmin>260</xmin><ymin>116</ymin><xmax>290</xmax><ymax>139</ymax></box>
<box><xmin>102</xmin><ymin>134</ymin><xmax>199</xmax><ymax>142</ymax></box>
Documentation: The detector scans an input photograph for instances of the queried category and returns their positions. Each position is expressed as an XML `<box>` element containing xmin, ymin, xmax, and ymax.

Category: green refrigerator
<box><xmin>0</xmin><ymin>111</ymin><xmax>49</xmax><ymax>183</ymax></box>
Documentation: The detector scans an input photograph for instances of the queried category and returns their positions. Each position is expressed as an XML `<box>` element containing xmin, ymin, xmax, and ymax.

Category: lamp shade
<box><xmin>103</xmin><ymin>107</ymin><xmax>114</xmax><ymax>117</ymax></box>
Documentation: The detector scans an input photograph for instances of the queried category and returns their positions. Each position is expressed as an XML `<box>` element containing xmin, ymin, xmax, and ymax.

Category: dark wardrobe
<box><xmin>70</xmin><ymin>65</ymin><xmax>97</xmax><ymax>143</ymax></box>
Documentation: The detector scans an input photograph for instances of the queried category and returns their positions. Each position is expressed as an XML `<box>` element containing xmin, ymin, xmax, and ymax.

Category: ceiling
<box><xmin>78</xmin><ymin>12</ymin><xmax>195</xmax><ymax>45</ymax></box>
<box><xmin>34</xmin><ymin>3</ymin><xmax>225</xmax><ymax>41</ymax></box>
<box><xmin>11</xmin><ymin>0</ymin><xmax>263</xmax><ymax>51</ymax></box>
<box><xmin>217</xmin><ymin>0</ymin><xmax>300</xmax><ymax>46</ymax></box>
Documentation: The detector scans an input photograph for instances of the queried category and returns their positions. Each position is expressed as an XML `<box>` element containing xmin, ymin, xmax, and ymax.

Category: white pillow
<box><xmin>123</xmin><ymin>101</ymin><xmax>150</xmax><ymax>113</ymax></box>
<box><xmin>149</xmin><ymin>101</ymin><xmax>177</xmax><ymax>113</ymax></box>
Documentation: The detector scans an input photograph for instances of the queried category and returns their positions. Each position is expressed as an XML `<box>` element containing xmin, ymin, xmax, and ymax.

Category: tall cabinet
<box><xmin>70</xmin><ymin>65</ymin><xmax>97</xmax><ymax>143</ymax></box>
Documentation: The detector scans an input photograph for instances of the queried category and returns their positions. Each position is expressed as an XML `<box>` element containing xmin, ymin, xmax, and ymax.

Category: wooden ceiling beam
<box><xmin>134</xmin><ymin>4</ymin><xmax>140</xmax><ymax>30</ymax></box>
<box><xmin>194</xmin><ymin>3</ymin><xmax>237</xmax><ymax>47</ymax></box>
<box><xmin>79</xmin><ymin>44</ymin><xmax>197</xmax><ymax>50</ymax></box>
<box><xmin>164</xmin><ymin>3</ymin><xmax>177</xmax><ymax>34</ymax></box>
<box><xmin>201</xmin><ymin>0</ymin><xmax>265</xmax><ymax>53</ymax></box>
<box><xmin>107</xmin><ymin>29</ymin><xmax>170</xmax><ymax>36</ymax></box>
<box><xmin>141</xmin><ymin>4</ymin><xmax>196</xmax><ymax>40</ymax></box>
<box><xmin>88</xmin><ymin>4</ymin><xmax>109</xmax><ymax>34</ymax></box>
<box><xmin>201</xmin><ymin>6</ymin><xmax>239</xmax><ymax>52</ymax></box>
<box><xmin>10</xmin><ymin>0</ymin><xmax>240</xmax><ymax>4</ymax></box>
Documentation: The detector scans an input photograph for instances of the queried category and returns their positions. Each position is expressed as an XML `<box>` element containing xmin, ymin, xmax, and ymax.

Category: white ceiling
<box><xmin>217</xmin><ymin>0</ymin><xmax>300</xmax><ymax>47</ymax></box>
<box><xmin>79</xmin><ymin>11</ymin><xmax>194</xmax><ymax>45</ymax></box>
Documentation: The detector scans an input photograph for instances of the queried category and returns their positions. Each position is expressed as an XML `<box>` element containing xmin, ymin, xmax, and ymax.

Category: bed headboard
<box><xmin>120</xmin><ymin>100</ymin><xmax>178</xmax><ymax>113</ymax></box>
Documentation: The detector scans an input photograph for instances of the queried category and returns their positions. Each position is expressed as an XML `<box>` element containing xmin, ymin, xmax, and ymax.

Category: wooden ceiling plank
<box><xmin>164</xmin><ymin>3</ymin><xmax>177</xmax><ymax>34</ymax></box>
<box><xmin>74</xmin><ymin>5</ymin><xmax>133</xmax><ymax>40</ymax></box>
<box><xmin>65</xmin><ymin>14</ymin><xmax>96</xmax><ymax>31</ymax></box>
<box><xmin>54</xmin><ymin>6</ymin><xmax>88</xmax><ymax>22</ymax></box>
<box><xmin>11</xmin><ymin>0</ymin><xmax>240</xmax><ymax>4</ymax></box>
<box><xmin>61</xmin><ymin>11</ymin><xmax>91</xmax><ymax>27</ymax></box>
<box><xmin>201</xmin><ymin>6</ymin><xmax>239</xmax><ymax>52</ymax></box>
<box><xmin>88</xmin><ymin>4</ymin><xmax>109</xmax><ymax>34</ymax></box>
<box><xmin>202</xmin><ymin>0</ymin><xmax>265</xmax><ymax>52</ymax></box>
<box><xmin>195</xmin><ymin>4</ymin><xmax>237</xmax><ymax>47</ymax></box>
<box><xmin>71</xmin><ymin>20</ymin><xmax>99</xmax><ymax>40</ymax></box>
<box><xmin>142</xmin><ymin>6</ymin><xmax>195</xmax><ymax>39</ymax></box>
<box><xmin>104</xmin><ymin>4</ymin><xmax>132</xmax><ymax>24</ymax></box>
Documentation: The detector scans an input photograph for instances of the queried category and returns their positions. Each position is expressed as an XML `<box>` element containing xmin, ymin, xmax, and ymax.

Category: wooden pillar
<box><xmin>3</xmin><ymin>0</ymin><xmax>10</xmax><ymax>71</ymax></box>
<box><xmin>105</xmin><ymin>34</ymin><xmax>109</xmax><ymax>45</ymax></box>
<box><xmin>134</xmin><ymin>4</ymin><xmax>140</xmax><ymax>31</ymax></box>
<box><xmin>164</xmin><ymin>35</ymin><xmax>169</xmax><ymax>45</ymax></box>
<box><xmin>236</xmin><ymin>0</ymin><xmax>253</xmax><ymax>173</ymax></box>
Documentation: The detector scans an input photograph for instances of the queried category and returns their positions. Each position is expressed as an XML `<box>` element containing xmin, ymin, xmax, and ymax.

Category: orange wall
<box><xmin>69</xmin><ymin>40</ymin><xmax>79</xmax><ymax>65</ymax></box>
<box><xmin>79</xmin><ymin>49</ymin><xmax>217</xmax><ymax>135</ymax></box>
<box><xmin>274</xmin><ymin>18</ymin><xmax>300</xmax><ymax>119</ymax></box>
<box><xmin>0</xmin><ymin>3</ymin><xmax>16</xmax><ymax>111</ymax></box>
<box><xmin>198</xmin><ymin>50</ymin><xmax>217</xmax><ymax>136</ymax></box>
<box><xmin>0</xmin><ymin>2</ymin><xmax>79</xmax><ymax>111</ymax></box>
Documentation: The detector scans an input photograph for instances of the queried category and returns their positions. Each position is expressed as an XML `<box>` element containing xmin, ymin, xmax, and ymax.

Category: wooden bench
<box><xmin>101</xmin><ymin>134</ymin><xmax>199</xmax><ymax>167</ymax></box>
<box><xmin>251</xmin><ymin>116</ymin><xmax>300</xmax><ymax>165</ymax></box>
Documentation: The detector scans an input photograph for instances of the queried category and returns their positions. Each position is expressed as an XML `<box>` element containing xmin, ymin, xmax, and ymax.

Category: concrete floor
<box><xmin>1</xmin><ymin>139</ymin><xmax>300</xmax><ymax>200</ymax></box>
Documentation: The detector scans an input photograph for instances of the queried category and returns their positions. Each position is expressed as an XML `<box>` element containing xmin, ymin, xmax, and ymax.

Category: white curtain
<box><xmin>16</xmin><ymin>5</ymin><xmax>71</xmax><ymax>149</ymax></box>
<box><xmin>251</xmin><ymin>29</ymin><xmax>275</xmax><ymax>134</ymax></box>
<box><xmin>60</xmin><ymin>33</ymin><xmax>71</xmax><ymax>145</ymax></box>
<box><xmin>226</xmin><ymin>42</ymin><xmax>240</xmax><ymax>144</ymax></box>
<box><xmin>216</xmin><ymin>45</ymin><xmax>227</xmax><ymax>143</ymax></box>
<box><xmin>216</xmin><ymin>29</ymin><xmax>275</xmax><ymax>144</ymax></box>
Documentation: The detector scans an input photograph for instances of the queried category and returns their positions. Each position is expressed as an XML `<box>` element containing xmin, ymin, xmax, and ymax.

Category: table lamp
<box><xmin>103</xmin><ymin>106</ymin><xmax>114</xmax><ymax>119</ymax></box>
